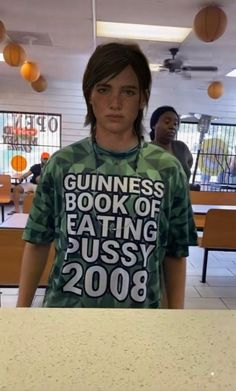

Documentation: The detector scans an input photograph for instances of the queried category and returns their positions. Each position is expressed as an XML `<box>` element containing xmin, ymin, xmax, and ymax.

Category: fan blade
<box><xmin>182</xmin><ymin>66</ymin><xmax>218</xmax><ymax>72</ymax></box>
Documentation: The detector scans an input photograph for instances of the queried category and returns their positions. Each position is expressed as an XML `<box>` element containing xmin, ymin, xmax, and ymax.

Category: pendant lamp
<box><xmin>207</xmin><ymin>81</ymin><xmax>224</xmax><ymax>99</ymax></box>
<box><xmin>3</xmin><ymin>43</ymin><xmax>26</xmax><ymax>66</ymax></box>
<box><xmin>20</xmin><ymin>61</ymin><xmax>40</xmax><ymax>82</ymax></box>
<box><xmin>31</xmin><ymin>75</ymin><xmax>47</xmax><ymax>92</ymax></box>
<box><xmin>193</xmin><ymin>6</ymin><xmax>227</xmax><ymax>42</ymax></box>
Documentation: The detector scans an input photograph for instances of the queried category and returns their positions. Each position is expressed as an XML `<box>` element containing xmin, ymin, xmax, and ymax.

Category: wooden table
<box><xmin>0</xmin><ymin>309</ymin><xmax>235</xmax><ymax>391</ymax></box>
<box><xmin>0</xmin><ymin>213</ymin><xmax>54</xmax><ymax>286</ymax></box>
<box><xmin>193</xmin><ymin>204</ymin><xmax>236</xmax><ymax>215</ymax></box>
<box><xmin>0</xmin><ymin>213</ymin><xmax>29</xmax><ymax>228</ymax></box>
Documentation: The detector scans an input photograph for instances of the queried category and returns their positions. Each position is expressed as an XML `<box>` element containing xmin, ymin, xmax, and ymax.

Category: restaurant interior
<box><xmin>0</xmin><ymin>1</ymin><xmax>236</xmax><ymax>390</ymax></box>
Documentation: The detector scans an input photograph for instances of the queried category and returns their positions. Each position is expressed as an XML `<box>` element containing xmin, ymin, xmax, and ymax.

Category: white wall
<box><xmin>0</xmin><ymin>78</ymin><xmax>90</xmax><ymax>148</ymax></box>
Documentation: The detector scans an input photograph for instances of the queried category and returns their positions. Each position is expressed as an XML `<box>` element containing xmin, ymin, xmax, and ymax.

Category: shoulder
<box><xmin>43</xmin><ymin>137</ymin><xmax>92</xmax><ymax>178</ymax></box>
<box><xmin>30</xmin><ymin>163</ymin><xmax>41</xmax><ymax>171</ymax></box>
<box><xmin>143</xmin><ymin>142</ymin><xmax>184</xmax><ymax>171</ymax></box>
<box><xmin>173</xmin><ymin>140</ymin><xmax>190</xmax><ymax>151</ymax></box>
<box><xmin>54</xmin><ymin>137</ymin><xmax>90</xmax><ymax>157</ymax></box>
<box><xmin>49</xmin><ymin>137</ymin><xmax>91</xmax><ymax>164</ymax></box>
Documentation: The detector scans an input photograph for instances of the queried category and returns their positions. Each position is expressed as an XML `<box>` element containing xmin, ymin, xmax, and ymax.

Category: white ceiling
<box><xmin>1</xmin><ymin>0</ymin><xmax>236</xmax><ymax>123</ymax></box>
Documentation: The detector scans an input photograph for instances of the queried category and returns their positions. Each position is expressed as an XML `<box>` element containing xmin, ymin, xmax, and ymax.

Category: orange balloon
<box><xmin>207</xmin><ymin>81</ymin><xmax>224</xmax><ymax>99</ymax></box>
<box><xmin>20</xmin><ymin>61</ymin><xmax>40</xmax><ymax>82</ymax></box>
<box><xmin>3</xmin><ymin>43</ymin><xmax>26</xmax><ymax>66</ymax></box>
<box><xmin>31</xmin><ymin>75</ymin><xmax>47</xmax><ymax>92</ymax></box>
<box><xmin>193</xmin><ymin>6</ymin><xmax>227</xmax><ymax>42</ymax></box>
<box><xmin>11</xmin><ymin>155</ymin><xmax>27</xmax><ymax>172</ymax></box>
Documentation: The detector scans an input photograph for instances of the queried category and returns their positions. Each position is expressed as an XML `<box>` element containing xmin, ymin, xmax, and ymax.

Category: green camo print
<box><xmin>23</xmin><ymin>138</ymin><xmax>197</xmax><ymax>308</ymax></box>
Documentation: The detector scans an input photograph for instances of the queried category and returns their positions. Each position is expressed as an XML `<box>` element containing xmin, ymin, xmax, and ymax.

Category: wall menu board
<box><xmin>0</xmin><ymin>111</ymin><xmax>61</xmax><ymax>174</ymax></box>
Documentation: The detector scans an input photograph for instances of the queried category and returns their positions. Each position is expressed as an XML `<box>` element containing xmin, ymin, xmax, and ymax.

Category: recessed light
<box><xmin>0</xmin><ymin>53</ymin><xmax>4</xmax><ymax>62</ymax></box>
<box><xmin>226</xmin><ymin>69</ymin><xmax>236</xmax><ymax>77</ymax></box>
<box><xmin>96</xmin><ymin>21</ymin><xmax>191</xmax><ymax>43</ymax></box>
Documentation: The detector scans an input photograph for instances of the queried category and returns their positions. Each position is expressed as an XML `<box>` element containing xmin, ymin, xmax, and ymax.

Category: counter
<box><xmin>0</xmin><ymin>309</ymin><xmax>236</xmax><ymax>390</ymax></box>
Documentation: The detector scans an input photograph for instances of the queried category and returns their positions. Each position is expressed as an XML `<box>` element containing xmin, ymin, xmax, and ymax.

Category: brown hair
<box><xmin>82</xmin><ymin>42</ymin><xmax>152</xmax><ymax>140</ymax></box>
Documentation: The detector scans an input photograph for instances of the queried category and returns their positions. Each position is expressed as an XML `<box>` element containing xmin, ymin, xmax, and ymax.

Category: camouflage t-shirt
<box><xmin>23</xmin><ymin>137</ymin><xmax>197</xmax><ymax>308</ymax></box>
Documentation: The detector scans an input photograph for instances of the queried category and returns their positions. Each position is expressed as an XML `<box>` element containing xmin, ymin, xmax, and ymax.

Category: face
<box><xmin>89</xmin><ymin>65</ymin><xmax>145</xmax><ymax>138</ymax></box>
<box><xmin>154</xmin><ymin>111</ymin><xmax>179</xmax><ymax>145</ymax></box>
<box><xmin>41</xmin><ymin>158</ymin><xmax>48</xmax><ymax>166</ymax></box>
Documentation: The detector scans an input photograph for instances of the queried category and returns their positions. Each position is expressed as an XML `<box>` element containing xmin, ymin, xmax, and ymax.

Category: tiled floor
<box><xmin>1</xmin><ymin>204</ymin><xmax>236</xmax><ymax>309</ymax></box>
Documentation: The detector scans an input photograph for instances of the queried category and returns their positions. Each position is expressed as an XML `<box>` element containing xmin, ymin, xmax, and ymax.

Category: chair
<box><xmin>0</xmin><ymin>175</ymin><xmax>12</xmax><ymax>222</ymax></box>
<box><xmin>23</xmin><ymin>192</ymin><xmax>35</xmax><ymax>213</ymax></box>
<box><xmin>198</xmin><ymin>209</ymin><xmax>236</xmax><ymax>282</ymax></box>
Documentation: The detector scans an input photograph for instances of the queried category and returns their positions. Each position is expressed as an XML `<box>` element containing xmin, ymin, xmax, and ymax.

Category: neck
<box><xmin>94</xmin><ymin>130</ymin><xmax>139</xmax><ymax>152</ymax></box>
<box><xmin>155</xmin><ymin>140</ymin><xmax>172</xmax><ymax>153</ymax></box>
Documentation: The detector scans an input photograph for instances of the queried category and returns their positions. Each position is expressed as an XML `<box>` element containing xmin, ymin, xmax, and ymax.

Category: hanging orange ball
<box><xmin>31</xmin><ymin>75</ymin><xmax>47</xmax><ymax>92</ymax></box>
<box><xmin>207</xmin><ymin>81</ymin><xmax>224</xmax><ymax>99</ymax></box>
<box><xmin>20</xmin><ymin>61</ymin><xmax>40</xmax><ymax>82</ymax></box>
<box><xmin>3</xmin><ymin>43</ymin><xmax>26</xmax><ymax>66</ymax></box>
<box><xmin>193</xmin><ymin>6</ymin><xmax>227</xmax><ymax>42</ymax></box>
<box><xmin>0</xmin><ymin>20</ymin><xmax>6</xmax><ymax>41</ymax></box>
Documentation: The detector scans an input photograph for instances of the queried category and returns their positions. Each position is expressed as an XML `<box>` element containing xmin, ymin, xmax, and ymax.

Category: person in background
<box><xmin>17</xmin><ymin>42</ymin><xmax>197</xmax><ymax>309</ymax></box>
<box><xmin>8</xmin><ymin>152</ymin><xmax>50</xmax><ymax>214</ymax></box>
<box><xmin>149</xmin><ymin>106</ymin><xmax>193</xmax><ymax>181</ymax></box>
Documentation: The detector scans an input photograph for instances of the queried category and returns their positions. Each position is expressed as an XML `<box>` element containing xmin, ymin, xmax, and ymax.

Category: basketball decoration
<box><xmin>20</xmin><ymin>61</ymin><xmax>40</xmax><ymax>82</ymax></box>
<box><xmin>199</xmin><ymin>138</ymin><xmax>228</xmax><ymax>176</ymax></box>
<box><xmin>3</xmin><ymin>43</ymin><xmax>26</xmax><ymax>66</ymax></box>
<box><xmin>207</xmin><ymin>81</ymin><xmax>224</xmax><ymax>99</ymax></box>
<box><xmin>31</xmin><ymin>75</ymin><xmax>47</xmax><ymax>92</ymax></box>
<box><xmin>11</xmin><ymin>155</ymin><xmax>27</xmax><ymax>172</ymax></box>
<box><xmin>0</xmin><ymin>20</ymin><xmax>6</xmax><ymax>41</ymax></box>
<box><xmin>193</xmin><ymin>6</ymin><xmax>227</xmax><ymax>42</ymax></box>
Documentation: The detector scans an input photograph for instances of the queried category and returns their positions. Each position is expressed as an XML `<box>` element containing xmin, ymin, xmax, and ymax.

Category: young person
<box><xmin>149</xmin><ymin>106</ymin><xmax>193</xmax><ymax>181</ymax></box>
<box><xmin>17</xmin><ymin>42</ymin><xmax>197</xmax><ymax>309</ymax></box>
<box><xmin>8</xmin><ymin>152</ymin><xmax>50</xmax><ymax>214</ymax></box>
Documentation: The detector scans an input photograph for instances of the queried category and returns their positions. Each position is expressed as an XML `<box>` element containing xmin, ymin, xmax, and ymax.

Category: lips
<box><xmin>106</xmin><ymin>114</ymin><xmax>123</xmax><ymax>119</ymax></box>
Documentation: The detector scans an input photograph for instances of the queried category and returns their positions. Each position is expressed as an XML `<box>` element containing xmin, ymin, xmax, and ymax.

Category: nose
<box><xmin>109</xmin><ymin>92</ymin><xmax>122</xmax><ymax>110</ymax></box>
<box><xmin>170</xmin><ymin>122</ymin><xmax>178</xmax><ymax>130</ymax></box>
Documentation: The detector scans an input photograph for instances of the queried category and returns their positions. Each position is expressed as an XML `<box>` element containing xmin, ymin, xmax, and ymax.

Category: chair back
<box><xmin>23</xmin><ymin>192</ymin><xmax>34</xmax><ymax>213</ymax></box>
<box><xmin>0</xmin><ymin>175</ymin><xmax>11</xmax><ymax>203</ymax></box>
<box><xmin>201</xmin><ymin>209</ymin><xmax>236</xmax><ymax>249</ymax></box>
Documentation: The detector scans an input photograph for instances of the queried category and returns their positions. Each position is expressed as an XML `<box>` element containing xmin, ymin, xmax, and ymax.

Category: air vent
<box><xmin>7</xmin><ymin>31</ymin><xmax>53</xmax><ymax>46</ymax></box>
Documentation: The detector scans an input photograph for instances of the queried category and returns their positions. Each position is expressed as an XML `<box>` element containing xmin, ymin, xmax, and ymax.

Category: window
<box><xmin>0</xmin><ymin>111</ymin><xmax>61</xmax><ymax>174</ymax></box>
<box><xmin>179</xmin><ymin>121</ymin><xmax>236</xmax><ymax>191</ymax></box>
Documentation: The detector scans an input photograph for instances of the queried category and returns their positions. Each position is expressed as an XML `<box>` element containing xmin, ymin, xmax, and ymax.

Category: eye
<box><xmin>96</xmin><ymin>86</ymin><xmax>109</xmax><ymax>94</ymax></box>
<box><xmin>122</xmin><ymin>89</ymin><xmax>137</xmax><ymax>96</ymax></box>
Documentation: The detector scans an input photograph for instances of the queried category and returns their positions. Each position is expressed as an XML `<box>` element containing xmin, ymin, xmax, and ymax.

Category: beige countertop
<box><xmin>0</xmin><ymin>309</ymin><xmax>236</xmax><ymax>391</ymax></box>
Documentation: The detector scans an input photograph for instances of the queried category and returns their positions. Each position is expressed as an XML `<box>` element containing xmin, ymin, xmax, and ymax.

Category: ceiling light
<box><xmin>226</xmin><ymin>69</ymin><xmax>236</xmax><ymax>77</ymax></box>
<box><xmin>97</xmin><ymin>21</ymin><xmax>191</xmax><ymax>42</ymax></box>
<box><xmin>0</xmin><ymin>52</ymin><xmax>4</xmax><ymax>62</ymax></box>
<box><xmin>149</xmin><ymin>64</ymin><xmax>161</xmax><ymax>72</ymax></box>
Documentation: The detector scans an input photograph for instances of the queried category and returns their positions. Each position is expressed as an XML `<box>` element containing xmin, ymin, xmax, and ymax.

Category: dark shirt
<box><xmin>171</xmin><ymin>140</ymin><xmax>193</xmax><ymax>181</ymax></box>
<box><xmin>29</xmin><ymin>164</ymin><xmax>42</xmax><ymax>184</ymax></box>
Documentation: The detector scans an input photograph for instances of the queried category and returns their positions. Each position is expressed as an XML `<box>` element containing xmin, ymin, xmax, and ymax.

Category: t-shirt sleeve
<box><xmin>23</xmin><ymin>162</ymin><xmax>55</xmax><ymax>244</ymax></box>
<box><xmin>160</xmin><ymin>162</ymin><xmax>198</xmax><ymax>258</ymax></box>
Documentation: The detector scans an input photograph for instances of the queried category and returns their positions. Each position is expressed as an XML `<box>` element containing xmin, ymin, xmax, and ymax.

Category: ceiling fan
<box><xmin>159</xmin><ymin>48</ymin><xmax>218</xmax><ymax>74</ymax></box>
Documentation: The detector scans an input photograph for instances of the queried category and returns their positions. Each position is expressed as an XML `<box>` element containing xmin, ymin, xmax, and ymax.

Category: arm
<box><xmin>18</xmin><ymin>170</ymin><xmax>32</xmax><ymax>183</ymax></box>
<box><xmin>163</xmin><ymin>255</ymin><xmax>186</xmax><ymax>309</ymax></box>
<box><xmin>16</xmin><ymin>242</ymin><xmax>51</xmax><ymax>307</ymax></box>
